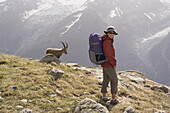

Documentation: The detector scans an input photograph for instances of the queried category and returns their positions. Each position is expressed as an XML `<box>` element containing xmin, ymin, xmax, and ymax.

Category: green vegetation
<box><xmin>0</xmin><ymin>54</ymin><xmax>169</xmax><ymax>113</ymax></box>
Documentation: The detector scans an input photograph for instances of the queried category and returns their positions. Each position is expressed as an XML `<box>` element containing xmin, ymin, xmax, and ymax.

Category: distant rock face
<box><xmin>49</xmin><ymin>68</ymin><xmax>64</xmax><ymax>80</ymax></box>
<box><xmin>40</xmin><ymin>54</ymin><xmax>61</xmax><ymax>64</ymax></box>
<box><xmin>74</xmin><ymin>98</ymin><xmax>109</xmax><ymax>113</ymax></box>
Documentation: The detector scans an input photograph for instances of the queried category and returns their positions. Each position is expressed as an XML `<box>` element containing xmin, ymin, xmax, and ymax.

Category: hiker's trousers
<box><xmin>101</xmin><ymin>67</ymin><xmax>118</xmax><ymax>94</ymax></box>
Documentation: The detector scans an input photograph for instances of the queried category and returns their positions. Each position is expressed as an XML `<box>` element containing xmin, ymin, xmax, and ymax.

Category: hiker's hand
<box><xmin>114</xmin><ymin>66</ymin><xmax>116</xmax><ymax>69</ymax></box>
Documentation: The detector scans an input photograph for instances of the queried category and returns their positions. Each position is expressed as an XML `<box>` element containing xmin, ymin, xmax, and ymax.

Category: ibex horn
<box><xmin>65</xmin><ymin>42</ymin><xmax>68</xmax><ymax>48</ymax></box>
<box><xmin>61</xmin><ymin>41</ymin><xmax>66</xmax><ymax>48</ymax></box>
<box><xmin>61</xmin><ymin>41</ymin><xmax>68</xmax><ymax>48</ymax></box>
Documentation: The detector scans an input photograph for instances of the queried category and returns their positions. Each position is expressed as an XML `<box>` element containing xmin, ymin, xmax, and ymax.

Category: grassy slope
<box><xmin>0</xmin><ymin>54</ymin><xmax>169</xmax><ymax>113</ymax></box>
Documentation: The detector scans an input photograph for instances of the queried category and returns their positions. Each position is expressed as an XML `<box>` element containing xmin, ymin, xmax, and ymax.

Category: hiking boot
<box><xmin>110</xmin><ymin>99</ymin><xmax>120</xmax><ymax>105</ymax></box>
<box><xmin>102</xmin><ymin>97</ymin><xmax>110</xmax><ymax>102</ymax></box>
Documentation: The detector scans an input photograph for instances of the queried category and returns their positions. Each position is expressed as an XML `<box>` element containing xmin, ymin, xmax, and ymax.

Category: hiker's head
<box><xmin>104</xmin><ymin>26</ymin><xmax>118</xmax><ymax>38</ymax></box>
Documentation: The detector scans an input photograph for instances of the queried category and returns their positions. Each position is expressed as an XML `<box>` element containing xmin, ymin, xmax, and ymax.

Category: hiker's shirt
<box><xmin>101</xmin><ymin>34</ymin><xmax>116</xmax><ymax>68</ymax></box>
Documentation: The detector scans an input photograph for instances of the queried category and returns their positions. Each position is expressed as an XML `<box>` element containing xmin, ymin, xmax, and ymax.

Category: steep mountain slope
<box><xmin>0</xmin><ymin>0</ymin><xmax>170</xmax><ymax>85</ymax></box>
<box><xmin>145</xmin><ymin>32</ymin><xmax>170</xmax><ymax>85</ymax></box>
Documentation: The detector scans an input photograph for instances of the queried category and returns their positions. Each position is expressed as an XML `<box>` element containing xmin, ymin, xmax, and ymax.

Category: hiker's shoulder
<box><xmin>102</xmin><ymin>35</ymin><xmax>110</xmax><ymax>40</ymax></box>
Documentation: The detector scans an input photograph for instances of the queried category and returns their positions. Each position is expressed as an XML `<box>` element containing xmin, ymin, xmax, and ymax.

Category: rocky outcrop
<box><xmin>151</xmin><ymin>85</ymin><xmax>169</xmax><ymax>93</ymax></box>
<box><xmin>129</xmin><ymin>76</ymin><xmax>145</xmax><ymax>84</ymax></box>
<box><xmin>118</xmin><ymin>71</ymin><xmax>146</xmax><ymax>84</ymax></box>
<box><xmin>40</xmin><ymin>54</ymin><xmax>61</xmax><ymax>64</ymax></box>
<box><xmin>74</xmin><ymin>98</ymin><xmax>109</xmax><ymax>113</ymax></box>
<box><xmin>49</xmin><ymin>68</ymin><xmax>64</xmax><ymax>80</ymax></box>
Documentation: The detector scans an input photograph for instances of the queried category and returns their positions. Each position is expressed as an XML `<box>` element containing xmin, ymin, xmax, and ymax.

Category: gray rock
<box><xmin>155</xmin><ymin>110</ymin><xmax>166</xmax><ymax>113</ymax></box>
<box><xmin>56</xmin><ymin>89</ymin><xmax>62</xmax><ymax>94</ymax></box>
<box><xmin>57</xmin><ymin>107</ymin><xmax>63</xmax><ymax>110</ymax></box>
<box><xmin>124</xmin><ymin>106</ymin><xmax>136</xmax><ymax>113</ymax></box>
<box><xmin>160</xmin><ymin>86</ymin><xmax>169</xmax><ymax>93</ymax></box>
<box><xmin>77</xmin><ymin>75</ymin><xmax>85</xmax><ymax>78</ymax></box>
<box><xmin>72</xmin><ymin>67</ymin><xmax>79</xmax><ymax>71</ymax></box>
<box><xmin>120</xmin><ymin>81</ymin><xmax>135</xmax><ymax>90</ymax></box>
<box><xmin>49</xmin><ymin>68</ymin><xmax>64</xmax><ymax>80</ymax></box>
<box><xmin>66</xmin><ymin>63</ymin><xmax>79</xmax><ymax>67</ymax></box>
<box><xmin>40</xmin><ymin>54</ymin><xmax>61</xmax><ymax>64</ymax></box>
<box><xmin>16</xmin><ymin>105</ymin><xmax>24</xmax><ymax>109</ymax></box>
<box><xmin>48</xmin><ymin>100</ymin><xmax>51</xmax><ymax>103</ymax></box>
<box><xmin>144</xmin><ymin>85</ymin><xmax>151</xmax><ymax>88</ymax></box>
<box><xmin>20</xmin><ymin>99</ymin><xmax>27</xmax><ymax>103</ymax></box>
<box><xmin>48</xmin><ymin>94</ymin><xmax>56</xmax><ymax>97</ymax></box>
<box><xmin>74</xmin><ymin>98</ymin><xmax>109</xmax><ymax>113</ymax></box>
<box><xmin>151</xmin><ymin>85</ymin><xmax>169</xmax><ymax>93</ymax></box>
<box><xmin>10</xmin><ymin>86</ymin><xmax>18</xmax><ymax>90</ymax></box>
<box><xmin>19</xmin><ymin>108</ymin><xmax>32</xmax><ymax>113</ymax></box>
<box><xmin>129</xmin><ymin>76</ymin><xmax>145</xmax><ymax>84</ymax></box>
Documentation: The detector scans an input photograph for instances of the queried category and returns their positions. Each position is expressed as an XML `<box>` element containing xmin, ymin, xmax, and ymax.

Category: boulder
<box><xmin>74</xmin><ymin>98</ymin><xmax>109</xmax><ymax>113</ymax></box>
<box><xmin>144</xmin><ymin>85</ymin><xmax>151</xmax><ymax>88</ymax></box>
<box><xmin>49</xmin><ymin>68</ymin><xmax>64</xmax><ymax>80</ymax></box>
<box><xmin>40</xmin><ymin>54</ymin><xmax>61</xmax><ymax>64</ymax></box>
<box><xmin>151</xmin><ymin>86</ymin><xmax>169</xmax><ymax>93</ymax></box>
<box><xmin>124</xmin><ymin>106</ymin><xmax>136</xmax><ymax>113</ymax></box>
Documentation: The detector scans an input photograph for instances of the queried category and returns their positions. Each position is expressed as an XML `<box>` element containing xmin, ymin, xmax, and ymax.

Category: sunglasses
<box><xmin>109</xmin><ymin>32</ymin><xmax>116</xmax><ymax>34</ymax></box>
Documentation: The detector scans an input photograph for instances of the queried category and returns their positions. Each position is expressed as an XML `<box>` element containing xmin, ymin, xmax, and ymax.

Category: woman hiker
<box><xmin>101</xmin><ymin>26</ymin><xmax>120</xmax><ymax>105</ymax></box>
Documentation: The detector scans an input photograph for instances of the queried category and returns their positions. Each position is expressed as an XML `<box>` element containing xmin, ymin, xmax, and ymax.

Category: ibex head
<box><xmin>61</xmin><ymin>41</ymin><xmax>68</xmax><ymax>54</ymax></box>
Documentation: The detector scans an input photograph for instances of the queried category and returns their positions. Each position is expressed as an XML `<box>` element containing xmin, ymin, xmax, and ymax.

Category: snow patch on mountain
<box><xmin>58</xmin><ymin>0</ymin><xmax>88</xmax><ymax>12</ymax></box>
<box><xmin>134</xmin><ymin>26</ymin><xmax>170</xmax><ymax>58</ymax></box>
<box><xmin>61</xmin><ymin>13</ymin><xmax>82</xmax><ymax>36</ymax></box>
<box><xmin>160</xmin><ymin>0</ymin><xmax>170</xmax><ymax>4</ymax></box>
<box><xmin>24</xmin><ymin>0</ymin><xmax>59</xmax><ymax>19</ymax></box>
<box><xmin>142</xmin><ymin>27</ymin><xmax>170</xmax><ymax>43</ymax></box>
<box><xmin>110</xmin><ymin>10</ymin><xmax>117</xmax><ymax>18</ymax></box>
<box><xmin>24</xmin><ymin>0</ymin><xmax>87</xmax><ymax>19</ymax></box>
<box><xmin>0</xmin><ymin>0</ymin><xmax>6</xmax><ymax>3</ymax></box>
<box><xmin>144</xmin><ymin>13</ymin><xmax>155</xmax><ymax>23</ymax></box>
<box><xmin>115</xmin><ymin>7</ymin><xmax>123</xmax><ymax>17</ymax></box>
<box><xmin>110</xmin><ymin>7</ymin><xmax>123</xmax><ymax>18</ymax></box>
<box><xmin>89</xmin><ymin>0</ymin><xmax>95</xmax><ymax>2</ymax></box>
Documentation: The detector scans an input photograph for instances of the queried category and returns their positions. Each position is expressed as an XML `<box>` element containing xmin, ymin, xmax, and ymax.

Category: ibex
<box><xmin>46</xmin><ymin>42</ymin><xmax>68</xmax><ymax>59</ymax></box>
